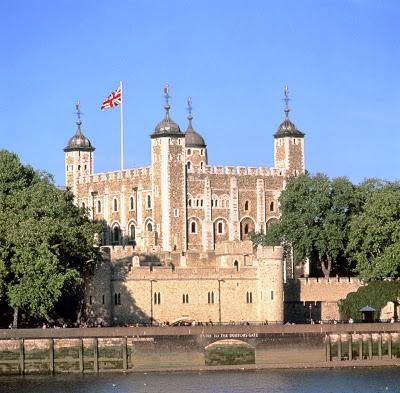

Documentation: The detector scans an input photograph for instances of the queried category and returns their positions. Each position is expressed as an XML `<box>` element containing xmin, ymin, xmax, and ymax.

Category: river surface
<box><xmin>0</xmin><ymin>368</ymin><xmax>400</xmax><ymax>393</ymax></box>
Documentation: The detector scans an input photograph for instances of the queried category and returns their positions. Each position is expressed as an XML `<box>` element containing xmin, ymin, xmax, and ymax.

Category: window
<box><xmin>113</xmin><ymin>198</ymin><xmax>118</xmax><ymax>212</ymax></box>
<box><xmin>215</xmin><ymin>199</ymin><xmax>218</xmax><ymax>208</ymax></box>
<box><xmin>81</xmin><ymin>202</ymin><xmax>86</xmax><ymax>209</ymax></box>
<box><xmin>200</xmin><ymin>199</ymin><xmax>203</xmax><ymax>207</ymax></box>
<box><xmin>200</xmin><ymin>162</ymin><xmax>204</xmax><ymax>169</ymax></box>
<box><xmin>188</xmin><ymin>199</ymin><xmax>192</xmax><ymax>207</ymax></box>
<box><xmin>114</xmin><ymin>293</ymin><xmax>121</xmax><ymax>305</ymax></box>
<box><xmin>190</xmin><ymin>221</ymin><xmax>197</xmax><ymax>234</ymax></box>
<box><xmin>217</xmin><ymin>221</ymin><xmax>224</xmax><ymax>234</ymax></box>
<box><xmin>154</xmin><ymin>292</ymin><xmax>161</xmax><ymax>305</ymax></box>
<box><xmin>234</xmin><ymin>260</ymin><xmax>239</xmax><ymax>272</ymax></box>
<box><xmin>128</xmin><ymin>264</ymin><xmax>132</xmax><ymax>272</ymax></box>
<box><xmin>89</xmin><ymin>296</ymin><xmax>92</xmax><ymax>305</ymax></box>
<box><xmin>174</xmin><ymin>208</ymin><xmax>179</xmax><ymax>217</ymax></box>
<box><xmin>102</xmin><ymin>295</ymin><xmax>105</xmax><ymax>305</ymax></box>
<box><xmin>84</xmin><ymin>164</ymin><xmax>87</xmax><ymax>170</ymax></box>
<box><xmin>130</xmin><ymin>225</ymin><xmax>135</xmax><ymax>240</ymax></box>
<box><xmin>97</xmin><ymin>200</ymin><xmax>102</xmax><ymax>213</ymax></box>
<box><xmin>271</xmin><ymin>290</ymin><xmax>274</xmax><ymax>301</ymax></box>
<box><xmin>270</xmin><ymin>201</ymin><xmax>274</xmax><ymax>212</ymax></box>
<box><xmin>78</xmin><ymin>165</ymin><xmax>81</xmax><ymax>171</ymax></box>
<box><xmin>187</xmin><ymin>148</ymin><xmax>191</xmax><ymax>155</ymax></box>
<box><xmin>200</xmin><ymin>149</ymin><xmax>204</xmax><ymax>156</ymax></box>
<box><xmin>182</xmin><ymin>294</ymin><xmax>189</xmax><ymax>304</ymax></box>
<box><xmin>244</xmin><ymin>200</ymin><xmax>249</xmax><ymax>211</ymax></box>
<box><xmin>246</xmin><ymin>291</ymin><xmax>253</xmax><ymax>304</ymax></box>
<box><xmin>187</xmin><ymin>161</ymin><xmax>191</xmax><ymax>170</ymax></box>
<box><xmin>113</xmin><ymin>226</ymin><xmax>120</xmax><ymax>244</ymax></box>
<box><xmin>147</xmin><ymin>195</ymin><xmax>152</xmax><ymax>209</ymax></box>
<box><xmin>130</xmin><ymin>196</ymin><xmax>135</xmax><ymax>210</ymax></box>
<box><xmin>244</xmin><ymin>224</ymin><xmax>249</xmax><ymax>235</ymax></box>
<box><xmin>208</xmin><ymin>292</ymin><xmax>215</xmax><ymax>304</ymax></box>
<box><xmin>147</xmin><ymin>222</ymin><xmax>153</xmax><ymax>232</ymax></box>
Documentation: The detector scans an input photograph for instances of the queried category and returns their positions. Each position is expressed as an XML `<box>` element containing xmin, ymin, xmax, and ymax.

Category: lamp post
<box><xmin>218</xmin><ymin>279</ymin><xmax>225</xmax><ymax>325</ymax></box>
<box><xmin>150</xmin><ymin>279</ymin><xmax>157</xmax><ymax>326</ymax></box>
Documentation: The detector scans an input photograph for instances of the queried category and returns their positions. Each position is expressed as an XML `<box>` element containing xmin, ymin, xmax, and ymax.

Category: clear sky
<box><xmin>1</xmin><ymin>0</ymin><xmax>399</xmax><ymax>186</ymax></box>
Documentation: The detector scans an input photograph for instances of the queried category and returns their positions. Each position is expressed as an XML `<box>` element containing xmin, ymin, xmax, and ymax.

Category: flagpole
<box><xmin>120</xmin><ymin>81</ymin><xmax>124</xmax><ymax>171</ymax></box>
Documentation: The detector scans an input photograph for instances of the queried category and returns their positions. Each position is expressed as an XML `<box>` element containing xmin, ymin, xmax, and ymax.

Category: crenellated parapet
<box><xmin>78</xmin><ymin>166</ymin><xmax>152</xmax><ymax>184</ymax></box>
<box><xmin>191</xmin><ymin>165</ymin><xmax>287</xmax><ymax>177</ymax></box>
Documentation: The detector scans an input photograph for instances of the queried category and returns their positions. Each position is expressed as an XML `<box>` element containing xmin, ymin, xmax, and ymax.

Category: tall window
<box><xmin>246</xmin><ymin>291</ymin><xmax>253</xmax><ymax>304</ymax></box>
<box><xmin>130</xmin><ymin>196</ymin><xmax>135</xmax><ymax>210</ymax></box>
<box><xmin>182</xmin><ymin>294</ymin><xmax>189</xmax><ymax>304</ymax></box>
<box><xmin>208</xmin><ymin>291</ymin><xmax>214</xmax><ymax>304</ymax></box>
<box><xmin>113</xmin><ymin>198</ymin><xmax>118</xmax><ymax>212</ymax></box>
<box><xmin>217</xmin><ymin>221</ymin><xmax>224</xmax><ymax>234</ymax></box>
<box><xmin>147</xmin><ymin>222</ymin><xmax>153</xmax><ymax>232</ymax></box>
<box><xmin>270</xmin><ymin>201</ymin><xmax>274</xmax><ymax>212</ymax></box>
<box><xmin>234</xmin><ymin>260</ymin><xmax>239</xmax><ymax>272</ymax></box>
<box><xmin>154</xmin><ymin>292</ymin><xmax>161</xmax><ymax>305</ymax></box>
<box><xmin>130</xmin><ymin>225</ymin><xmax>135</xmax><ymax>240</ymax></box>
<box><xmin>191</xmin><ymin>221</ymin><xmax>197</xmax><ymax>234</ymax></box>
<box><xmin>187</xmin><ymin>161</ymin><xmax>191</xmax><ymax>170</ymax></box>
<box><xmin>114</xmin><ymin>293</ymin><xmax>121</xmax><ymax>305</ymax></box>
<box><xmin>97</xmin><ymin>200</ymin><xmax>102</xmax><ymax>213</ymax></box>
<box><xmin>244</xmin><ymin>224</ymin><xmax>249</xmax><ymax>235</ymax></box>
<box><xmin>271</xmin><ymin>290</ymin><xmax>274</xmax><ymax>301</ymax></box>
<box><xmin>244</xmin><ymin>200</ymin><xmax>249</xmax><ymax>211</ymax></box>
<box><xmin>113</xmin><ymin>226</ymin><xmax>120</xmax><ymax>244</ymax></box>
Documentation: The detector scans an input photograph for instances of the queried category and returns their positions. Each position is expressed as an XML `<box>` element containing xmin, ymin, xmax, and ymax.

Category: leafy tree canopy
<box><xmin>339</xmin><ymin>281</ymin><xmax>400</xmax><ymax>321</ymax></box>
<box><xmin>0</xmin><ymin>150</ymin><xmax>99</xmax><ymax>324</ymax></box>
<box><xmin>252</xmin><ymin>173</ymin><xmax>360</xmax><ymax>277</ymax></box>
<box><xmin>347</xmin><ymin>181</ymin><xmax>400</xmax><ymax>281</ymax></box>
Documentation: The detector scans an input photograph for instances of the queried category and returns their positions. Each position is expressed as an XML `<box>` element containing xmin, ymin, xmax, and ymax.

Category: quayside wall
<box><xmin>0</xmin><ymin>324</ymin><xmax>400</xmax><ymax>375</ymax></box>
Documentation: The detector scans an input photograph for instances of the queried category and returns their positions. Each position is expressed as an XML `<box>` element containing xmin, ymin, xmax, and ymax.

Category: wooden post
<box><xmin>348</xmin><ymin>335</ymin><xmax>353</xmax><ymax>361</ymax></box>
<box><xmin>19</xmin><ymin>339</ymin><xmax>24</xmax><ymax>375</ymax></box>
<box><xmin>359</xmin><ymin>338</ymin><xmax>363</xmax><ymax>360</ymax></box>
<box><xmin>388</xmin><ymin>334</ymin><xmax>392</xmax><ymax>359</ymax></box>
<box><xmin>78</xmin><ymin>339</ymin><xmax>84</xmax><ymax>373</ymax></box>
<box><xmin>337</xmin><ymin>335</ymin><xmax>342</xmax><ymax>361</ymax></box>
<box><xmin>378</xmin><ymin>334</ymin><xmax>382</xmax><ymax>359</ymax></box>
<box><xmin>122</xmin><ymin>337</ymin><xmax>128</xmax><ymax>370</ymax></box>
<box><xmin>93</xmin><ymin>338</ymin><xmax>99</xmax><ymax>373</ymax></box>
<box><xmin>49</xmin><ymin>339</ymin><xmax>54</xmax><ymax>374</ymax></box>
<box><xmin>326</xmin><ymin>335</ymin><xmax>331</xmax><ymax>362</ymax></box>
<box><xmin>368</xmin><ymin>335</ymin><xmax>373</xmax><ymax>359</ymax></box>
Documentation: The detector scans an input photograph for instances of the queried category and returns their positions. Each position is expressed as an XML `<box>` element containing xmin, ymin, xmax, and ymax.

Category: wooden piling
<box><xmin>78</xmin><ymin>338</ymin><xmax>84</xmax><ymax>372</ymax></box>
<box><xmin>326</xmin><ymin>335</ymin><xmax>331</xmax><ymax>362</ymax></box>
<box><xmin>49</xmin><ymin>339</ymin><xmax>54</xmax><ymax>374</ymax></box>
<box><xmin>19</xmin><ymin>339</ymin><xmax>24</xmax><ymax>375</ymax></box>
<box><xmin>93</xmin><ymin>338</ymin><xmax>99</xmax><ymax>372</ymax></box>
<box><xmin>337</xmin><ymin>335</ymin><xmax>342</xmax><ymax>361</ymax></box>
<box><xmin>348</xmin><ymin>335</ymin><xmax>353</xmax><ymax>361</ymax></box>
<box><xmin>122</xmin><ymin>337</ymin><xmax>128</xmax><ymax>370</ymax></box>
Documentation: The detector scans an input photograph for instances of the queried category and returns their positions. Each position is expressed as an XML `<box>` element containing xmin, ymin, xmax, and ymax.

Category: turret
<box><xmin>184</xmin><ymin>97</ymin><xmax>207</xmax><ymax>172</ymax></box>
<box><xmin>274</xmin><ymin>86</ymin><xmax>305</xmax><ymax>176</ymax></box>
<box><xmin>150</xmin><ymin>84</ymin><xmax>187</xmax><ymax>251</ymax></box>
<box><xmin>64</xmin><ymin>101</ymin><xmax>95</xmax><ymax>196</ymax></box>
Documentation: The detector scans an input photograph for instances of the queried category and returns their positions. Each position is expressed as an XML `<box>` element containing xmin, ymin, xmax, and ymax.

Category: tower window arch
<box><xmin>191</xmin><ymin>221</ymin><xmax>197</xmax><ymax>234</ymax></box>
<box><xmin>113</xmin><ymin>198</ymin><xmax>118</xmax><ymax>212</ymax></box>
<box><xmin>147</xmin><ymin>222</ymin><xmax>153</xmax><ymax>232</ymax></box>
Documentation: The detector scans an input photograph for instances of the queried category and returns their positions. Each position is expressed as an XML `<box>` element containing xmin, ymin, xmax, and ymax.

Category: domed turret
<box><xmin>151</xmin><ymin>83</ymin><xmax>183</xmax><ymax>138</ymax></box>
<box><xmin>185</xmin><ymin>97</ymin><xmax>206</xmax><ymax>148</ymax></box>
<box><xmin>64</xmin><ymin>101</ymin><xmax>95</xmax><ymax>152</ymax></box>
<box><xmin>274</xmin><ymin>86</ymin><xmax>304</xmax><ymax>138</ymax></box>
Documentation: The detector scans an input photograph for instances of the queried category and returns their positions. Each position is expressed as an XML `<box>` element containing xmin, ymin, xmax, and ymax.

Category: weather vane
<box><xmin>284</xmin><ymin>85</ymin><xmax>290</xmax><ymax>107</ymax></box>
<box><xmin>163</xmin><ymin>83</ymin><xmax>170</xmax><ymax>104</ymax></box>
<box><xmin>75</xmin><ymin>100</ymin><xmax>82</xmax><ymax>125</ymax></box>
<box><xmin>187</xmin><ymin>96</ymin><xmax>193</xmax><ymax>115</ymax></box>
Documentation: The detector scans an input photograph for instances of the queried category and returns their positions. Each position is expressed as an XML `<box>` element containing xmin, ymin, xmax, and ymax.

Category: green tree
<box><xmin>347</xmin><ymin>182</ymin><xmax>400</xmax><ymax>281</ymax></box>
<box><xmin>252</xmin><ymin>173</ymin><xmax>359</xmax><ymax>277</ymax></box>
<box><xmin>0</xmin><ymin>150</ymin><xmax>99</xmax><ymax>326</ymax></box>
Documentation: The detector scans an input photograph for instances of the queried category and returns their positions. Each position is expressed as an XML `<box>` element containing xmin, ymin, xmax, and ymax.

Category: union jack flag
<box><xmin>101</xmin><ymin>86</ymin><xmax>122</xmax><ymax>110</ymax></box>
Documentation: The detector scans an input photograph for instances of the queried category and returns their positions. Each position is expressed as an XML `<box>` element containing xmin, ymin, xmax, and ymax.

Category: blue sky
<box><xmin>1</xmin><ymin>0</ymin><xmax>399</xmax><ymax>186</ymax></box>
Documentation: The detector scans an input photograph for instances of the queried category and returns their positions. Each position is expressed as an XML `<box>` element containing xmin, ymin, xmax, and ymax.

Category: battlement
<box><xmin>78</xmin><ymin>166</ymin><xmax>152</xmax><ymax>184</ymax></box>
<box><xmin>190</xmin><ymin>165</ymin><xmax>286</xmax><ymax>177</ymax></box>
<box><xmin>299</xmin><ymin>277</ymin><xmax>363</xmax><ymax>285</ymax></box>
<box><xmin>256</xmin><ymin>245</ymin><xmax>284</xmax><ymax>260</ymax></box>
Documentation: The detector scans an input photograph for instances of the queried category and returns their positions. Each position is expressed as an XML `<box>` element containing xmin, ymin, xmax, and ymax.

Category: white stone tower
<box><xmin>64</xmin><ymin>101</ymin><xmax>95</xmax><ymax>197</ymax></box>
<box><xmin>151</xmin><ymin>85</ymin><xmax>187</xmax><ymax>252</ymax></box>
<box><xmin>274</xmin><ymin>86</ymin><xmax>305</xmax><ymax>176</ymax></box>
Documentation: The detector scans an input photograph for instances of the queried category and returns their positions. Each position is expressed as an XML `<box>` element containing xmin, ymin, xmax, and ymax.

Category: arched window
<box><xmin>191</xmin><ymin>221</ymin><xmax>197</xmax><ymax>234</ymax></box>
<box><xmin>147</xmin><ymin>222</ymin><xmax>153</xmax><ymax>232</ymax></box>
<box><xmin>270</xmin><ymin>201</ymin><xmax>274</xmax><ymax>212</ymax></box>
<box><xmin>187</xmin><ymin>161</ymin><xmax>191</xmax><ymax>170</ymax></box>
<box><xmin>147</xmin><ymin>195</ymin><xmax>152</xmax><ymax>209</ymax></box>
<box><xmin>130</xmin><ymin>196</ymin><xmax>134</xmax><ymax>210</ymax></box>
<box><xmin>97</xmin><ymin>200</ymin><xmax>102</xmax><ymax>213</ymax></box>
<box><xmin>234</xmin><ymin>260</ymin><xmax>239</xmax><ymax>272</ymax></box>
<box><xmin>188</xmin><ymin>199</ymin><xmax>192</xmax><ymax>207</ymax></box>
<box><xmin>130</xmin><ymin>225</ymin><xmax>135</xmax><ymax>240</ymax></box>
<box><xmin>113</xmin><ymin>198</ymin><xmax>118</xmax><ymax>212</ymax></box>
<box><xmin>187</xmin><ymin>148</ymin><xmax>191</xmax><ymax>155</ymax></box>
<box><xmin>244</xmin><ymin>200</ymin><xmax>249</xmax><ymax>211</ymax></box>
<box><xmin>217</xmin><ymin>221</ymin><xmax>224</xmax><ymax>234</ymax></box>
<box><xmin>113</xmin><ymin>226</ymin><xmax>120</xmax><ymax>244</ymax></box>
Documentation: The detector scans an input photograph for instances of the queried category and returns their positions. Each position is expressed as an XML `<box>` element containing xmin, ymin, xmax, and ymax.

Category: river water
<box><xmin>0</xmin><ymin>368</ymin><xmax>400</xmax><ymax>393</ymax></box>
